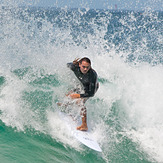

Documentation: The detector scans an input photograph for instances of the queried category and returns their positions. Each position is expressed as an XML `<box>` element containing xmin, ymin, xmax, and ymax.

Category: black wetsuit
<box><xmin>67</xmin><ymin>62</ymin><xmax>98</xmax><ymax>98</ymax></box>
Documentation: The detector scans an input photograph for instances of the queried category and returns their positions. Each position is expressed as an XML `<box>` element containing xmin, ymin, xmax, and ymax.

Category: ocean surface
<box><xmin>0</xmin><ymin>1</ymin><xmax>163</xmax><ymax>163</ymax></box>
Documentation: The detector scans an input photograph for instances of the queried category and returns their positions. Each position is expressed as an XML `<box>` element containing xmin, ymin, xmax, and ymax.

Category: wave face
<box><xmin>0</xmin><ymin>1</ymin><xmax>163</xmax><ymax>162</ymax></box>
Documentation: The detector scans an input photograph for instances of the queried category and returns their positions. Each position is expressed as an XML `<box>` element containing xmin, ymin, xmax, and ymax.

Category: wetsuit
<box><xmin>67</xmin><ymin>62</ymin><xmax>99</xmax><ymax>98</ymax></box>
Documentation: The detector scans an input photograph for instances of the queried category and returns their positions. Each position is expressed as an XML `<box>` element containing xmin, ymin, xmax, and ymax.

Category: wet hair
<box><xmin>79</xmin><ymin>57</ymin><xmax>91</xmax><ymax>65</ymax></box>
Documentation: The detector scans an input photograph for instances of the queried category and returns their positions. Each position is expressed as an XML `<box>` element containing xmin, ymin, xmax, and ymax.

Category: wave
<box><xmin>0</xmin><ymin>3</ymin><xmax>163</xmax><ymax>162</ymax></box>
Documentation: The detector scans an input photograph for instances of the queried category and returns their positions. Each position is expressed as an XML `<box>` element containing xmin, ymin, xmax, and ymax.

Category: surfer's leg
<box><xmin>77</xmin><ymin>107</ymin><xmax>88</xmax><ymax>131</ymax></box>
<box><xmin>77</xmin><ymin>98</ymin><xmax>88</xmax><ymax>131</ymax></box>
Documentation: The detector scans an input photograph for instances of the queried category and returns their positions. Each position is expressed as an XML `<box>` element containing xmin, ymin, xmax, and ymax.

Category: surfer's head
<box><xmin>79</xmin><ymin>57</ymin><xmax>91</xmax><ymax>74</ymax></box>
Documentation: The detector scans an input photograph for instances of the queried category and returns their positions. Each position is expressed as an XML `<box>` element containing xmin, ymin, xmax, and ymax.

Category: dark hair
<box><xmin>79</xmin><ymin>57</ymin><xmax>91</xmax><ymax>65</ymax></box>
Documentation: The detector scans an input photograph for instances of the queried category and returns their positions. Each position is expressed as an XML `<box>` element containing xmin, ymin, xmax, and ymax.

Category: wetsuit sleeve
<box><xmin>67</xmin><ymin>62</ymin><xmax>76</xmax><ymax>71</ymax></box>
<box><xmin>80</xmin><ymin>71</ymin><xmax>98</xmax><ymax>98</ymax></box>
<box><xmin>67</xmin><ymin>62</ymin><xmax>74</xmax><ymax>70</ymax></box>
<box><xmin>80</xmin><ymin>83</ymin><xmax>96</xmax><ymax>98</ymax></box>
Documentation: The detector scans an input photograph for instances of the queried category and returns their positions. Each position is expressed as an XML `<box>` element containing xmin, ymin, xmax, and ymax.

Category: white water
<box><xmin>0</xmin><ymin>3</ymin><xmax>163</xmax><ymax>162</ymax></box>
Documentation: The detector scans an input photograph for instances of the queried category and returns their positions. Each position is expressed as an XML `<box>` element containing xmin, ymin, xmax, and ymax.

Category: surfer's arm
<box><xmin>80</xmin><ymin>81</ymin><xmax>98</xmax><ymax>98</ymax></box>
<box><xmin>69</xmin><ymin>93</ymin><xmax>80</xmax><ymax>99</ymax></box>
<box><xmin>68</xmin><ymin>82</ymin><xmax>98</xmax><ymax>99</ymax></box>
<box><xmin>67</xmin><ymin>62</ymin><xmax>75</xmax><ymax>70</ymax></box>
<box><xmin>80</xmin><ymin>83</ymin><xmax>96</xmax><ymax>98</ymax></box>
<box><xmin>67</xmin><ymin>59</ymin><xmax>79</xmax><ymax>71</ymax></box>
<box><xmin>80</xmin><ymin>71</ymin><xmax>98</xmax><ymax>98</ymax></box>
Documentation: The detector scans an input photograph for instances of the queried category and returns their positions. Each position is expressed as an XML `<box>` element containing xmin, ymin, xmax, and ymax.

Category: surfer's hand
<box><xmin>69</xmin><ymin>93</ymin><xmax>80</xmax><ymax>99</ymax></box>
<box><xmin>73</xmin><ymin>58</ymin><xmax>80</xmax><ymax>65</ymax></box>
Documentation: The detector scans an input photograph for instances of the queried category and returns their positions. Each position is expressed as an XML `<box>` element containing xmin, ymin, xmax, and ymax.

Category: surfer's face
<box><xmin>79</xmin><ymin>61</ymin><xmax>91</xmax><ymax>74</ymax></box>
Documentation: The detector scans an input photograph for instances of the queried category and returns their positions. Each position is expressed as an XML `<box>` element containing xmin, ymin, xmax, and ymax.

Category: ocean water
<box><xmin>0</xmin><ymin>1</ymin><xmax>163</xmax><ymax>163</ymax></box>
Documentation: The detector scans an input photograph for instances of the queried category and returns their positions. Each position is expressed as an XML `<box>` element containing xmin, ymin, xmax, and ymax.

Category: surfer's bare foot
<box><xmin>77</xmin><ymin>125</ymin><xmax>88</xmax><ymax>131</ymax></box>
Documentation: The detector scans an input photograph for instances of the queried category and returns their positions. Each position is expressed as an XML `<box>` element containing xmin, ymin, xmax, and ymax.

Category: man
<box><xmin>67</xmin><ymin>57</ymin><xmax>99</xmax><ymax>131</ymax></box>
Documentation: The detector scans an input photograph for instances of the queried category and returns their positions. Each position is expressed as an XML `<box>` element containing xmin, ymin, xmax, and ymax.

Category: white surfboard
<box><xmin>58</xmin><ymin>111</ymin><xmax>102</xmax><ymax>152</ymax></box>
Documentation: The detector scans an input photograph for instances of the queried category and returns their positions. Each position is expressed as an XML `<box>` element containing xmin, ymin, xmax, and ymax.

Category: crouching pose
<box><xmin>67</xmin><ymin>57</ymin><xmax>99</xmax><ymax>131</ymax></box>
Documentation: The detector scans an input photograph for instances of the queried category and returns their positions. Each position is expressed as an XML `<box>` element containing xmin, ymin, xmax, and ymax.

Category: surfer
<box><xmin>66</xmin><ymin>57</ymin><xmax>99</xmax><ymax>131</ymax></box>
